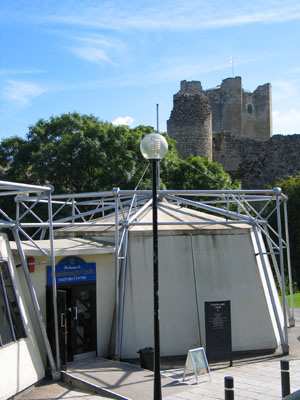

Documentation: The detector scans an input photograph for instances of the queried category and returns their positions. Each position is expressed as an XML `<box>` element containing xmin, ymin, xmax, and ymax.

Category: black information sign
<box><xmin>205</xmin><ymin>300</ymin><xmax>232</xmax><ymax>365</ymax></box>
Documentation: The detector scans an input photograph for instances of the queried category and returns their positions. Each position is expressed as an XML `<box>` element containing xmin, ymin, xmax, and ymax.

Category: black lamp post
<box><xmin>140</xmin><ymin>133</ymin><xmax>168</xmax><ymax>400</ymax></box>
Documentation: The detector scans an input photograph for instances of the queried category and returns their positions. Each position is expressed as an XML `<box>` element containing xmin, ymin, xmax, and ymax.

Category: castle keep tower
<box><xmin>242</xmin><ymin>82</ymin><xmax>272</xmax><ymax>140</ymax></box>
<box><xmin>167</xmin><ymin>77</ymin><xmax>272</xmax><ymax>160</ymax></box>
<box><xmin>206</xmin><ymin>77</ymin><xmax>272</xmax><ymax>141</ymax></box>
<box><xmin>167</xmin><ymin>77</ymin><xmax>300</xmax><ymax>190</ymax></box>
<box><xmin>167</xmin><ymin>81</ymin><xmax>212</xmax><ymax>159</ymax></box>
<box><xmin>206</xmin><ymin>77</ymin><xmax>243</xmax><ymax>137</ymax></box>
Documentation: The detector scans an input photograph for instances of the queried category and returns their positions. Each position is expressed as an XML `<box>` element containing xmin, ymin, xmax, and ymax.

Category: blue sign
<box><xmin>47</xmin><ymin>256</ymin><xmax>96</xmax><ymax>285</ymax></box>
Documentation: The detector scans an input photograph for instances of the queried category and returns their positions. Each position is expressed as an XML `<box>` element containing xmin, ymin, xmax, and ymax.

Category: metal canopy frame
<box><xmin>0</xmin><ymin>181</ymin><xmax>293</xmax><ymax>368</ymax></box>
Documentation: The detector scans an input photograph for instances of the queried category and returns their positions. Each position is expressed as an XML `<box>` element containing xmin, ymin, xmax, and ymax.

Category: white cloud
<box><xmin>112</xmin><ymin>116</ymin><xmax>135</xmax><ymax>127</ymax></box>
<box><xmin>70</xmin><ymin>46</ymin><xmax>115</xmax><ymax>64</ymax></box>
<box><xmin>0</xmin><ymin>68</ymin><xmax>44</xmax><ymax>76</ymax></box>
<box><xmin>1</xmin><ymin>80</ymin><xmax>45</xmax><ymax>105</ymax></box>
<box><xmin>67</xmin><ymin>33</ymin><xmax>124</xmax><ymax>65</ymax></box>
<box><xmin>272</xmin><ymin>81</ymin><xmax>298</xmax><ymax>101</ymax></box>
<box><xmin>273</xmin><ymin>109</ymin><xmax>300</xmax><ymax>134</ymax></box>
<box><xmin>288</xmin><ymin>66</ymin><xmax>300</xmax><ymax>74</ymax></box>
<box><xmin>73</xmin><ymin>34</ymin><xmax>124</xmax><ymax>50</ymax></box>
<box><xmin>35</xmin><ymin>1</ymin><xmax>300</xmax><ymax>31</ymax></box>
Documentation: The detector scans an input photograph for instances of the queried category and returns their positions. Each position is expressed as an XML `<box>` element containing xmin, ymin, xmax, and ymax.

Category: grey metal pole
<box><xmin>113</xmin><ymin>187</ymin><xmax>120</xmax><ymax>360</ymax></box>
<box><xmin>264</xmin><ymin>225</ymin><xmax>293</xmax><ymax>325</ymax></box>
<box><xmin>47</xmin><ymin>189</ymin><xmax>61</xmax><ymax>372</ymax></box>
<box><xmin>117</xmin><ymin>227</ymin><xmax>129</xmax><ymax>359</ymax></box>
<box><xmin>275</xmin><ymin>188</ymin><xmax>289</xmax><ymax>354</ymax></box>
<box><xmin>13</xmin><ymin>228</ymin><xmax>59</xmax><ymax>379</ymax></box>
<box><xmin>152</xmin><ymin>159</ymin><xmax>162</xmax><ymax>400</ymax></box>
<box><xmin>156</xmin><ymin>104</ymin><xmax>159</xmax><ymax>133</ymax></box>
<box><xmin>252</xmin><ymin>225</ymin><xmax>286</xmax><ymax>350</ymax></box>
<box><xmin>156</xmin><ymin>105</ymin><xmax>160</xmax><ymax>190</ymax></box>
<box><xmin>283</xmin><ymin>198</ymin><xmax>295</xmax><ymax>326</ymax></box>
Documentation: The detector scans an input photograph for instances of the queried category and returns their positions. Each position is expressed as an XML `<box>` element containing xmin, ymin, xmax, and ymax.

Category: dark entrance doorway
<box><xmin>47</xmin><ymin>282</ymin><xmax>96</xmax><ymax>366</ymax></box>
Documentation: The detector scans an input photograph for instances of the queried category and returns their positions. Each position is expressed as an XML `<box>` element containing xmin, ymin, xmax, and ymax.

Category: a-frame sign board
<box><xmin>182</xmin><ymin>347</ymin><xmax>210</xmax><ymax>384</ymax></box>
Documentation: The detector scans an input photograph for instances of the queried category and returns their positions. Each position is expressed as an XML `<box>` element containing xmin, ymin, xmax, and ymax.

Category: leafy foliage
<box><xmin>0</xmin><ymin>112</ymin><xmax>239</xmax><ymax>195</ymax></box>
<box><xmin>274</xmin><ymin>174</ymin><xmax>300</xmax><ymax>290</ymax></box>
<box><xmin>169</xmin><ymin>155</ymin><xmax>240</xmax><ymax>191</ymax></box>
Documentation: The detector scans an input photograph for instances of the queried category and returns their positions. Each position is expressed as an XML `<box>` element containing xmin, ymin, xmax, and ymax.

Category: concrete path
<box><xmin>21</xmin><ymin>357</ymin><xmax>300</xmax><ymax>400</ymax></box>
<box><xmin>18</xmin><ymin>309</ymin><xmax>300</xmax><ymax>399</ymax></box>
<box><xmin>16</xmin><ymin>381</ymin><xmax>109</xmax><ymax>399</ymax></box>
<box><xmin>60</xmin><ymin>356</ymin><xmax>300</xmax><ymax>400</ymax></box>
<box><xmin>64</xmin><ymin>357</ymin><xmax>188</xmax><ymax>399</ymax></box>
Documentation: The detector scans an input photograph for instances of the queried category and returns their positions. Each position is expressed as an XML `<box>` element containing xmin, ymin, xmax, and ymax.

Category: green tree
<box><xmin>169</xmin><ymin>155</ymin><xmax>240</xmax><ymax>190</ymax></box>
<box><xmin>0</xmin><ymin>136</ymin><xmax>33</xmax><ymax>183</ymax></box>
<box><xmin>273</xmin><ymin>175</ymin><xmax>300</xmax><ymax>290</ymax></box>
<box><xmin>0</xmin><ymin>112</ymin><xmax>239</xmax><ymax>194</ymax></box>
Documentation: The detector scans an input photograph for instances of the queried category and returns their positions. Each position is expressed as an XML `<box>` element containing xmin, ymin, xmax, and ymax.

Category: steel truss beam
<box><xmin>0</xmin><ymin>182</ymin><xmax>292</xmax><ymax>361</ymax></box>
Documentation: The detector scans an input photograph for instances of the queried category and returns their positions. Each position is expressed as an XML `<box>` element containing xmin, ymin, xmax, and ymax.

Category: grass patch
<box><xmin>280</xmin><ymin>292</ymin><xmax>300</xmax><ymax>308</ymax></box>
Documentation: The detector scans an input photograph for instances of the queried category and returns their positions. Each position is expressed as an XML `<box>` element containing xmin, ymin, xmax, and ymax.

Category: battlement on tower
<box><xmin>179</xmin><ymin>80</ymin><xmax>203</xmax><ymax>95</ymax></box>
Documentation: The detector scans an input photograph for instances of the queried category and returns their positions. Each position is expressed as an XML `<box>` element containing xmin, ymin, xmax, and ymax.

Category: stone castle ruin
<box><xmin>167</xmin><ymin>77</ymin><xmax>300</xmax><ymax>188</ymax></box>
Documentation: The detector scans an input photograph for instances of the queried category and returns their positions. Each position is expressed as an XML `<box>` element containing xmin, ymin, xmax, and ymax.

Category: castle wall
<box><xmin>167</xmin><ymin>86</ymin><xmax>212</xmax><ymax>159</ymax></box>
<box><xmin>213</xmin><ymin>133</ymin><xmax>300</xmax><ymax>189</ymax></box>
<box><xmin>212</xmin><ymin>131</ymin><xmax>244</xmax><ymax>173</ymax></box>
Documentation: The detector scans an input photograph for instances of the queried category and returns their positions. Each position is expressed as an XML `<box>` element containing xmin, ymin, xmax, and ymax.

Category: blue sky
<box><xmin>1</xmin><ymin>0</ymin><xmax>300</xmax><ymax>140</ymax></box>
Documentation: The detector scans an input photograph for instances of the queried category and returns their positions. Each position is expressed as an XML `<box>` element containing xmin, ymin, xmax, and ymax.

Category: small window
<box><xmin>247</xmin><ymin>104</ymin><xmax>253</xmax><ymax>114</ymax></box>
<box><xmin>0</xmin><ymin>261</ymin><xmax>26</xmax><ymax>346</ymax></box>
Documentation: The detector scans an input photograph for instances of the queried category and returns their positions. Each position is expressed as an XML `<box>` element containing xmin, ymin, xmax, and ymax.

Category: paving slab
<box><xmin>64</xmin><ymin>357</ymin><xmax>189</xmax><ymax>400</ymax></box>
<box><xmin>163</xmin><ymin>359</ymin><xmax>300</xmax><ymax>399</ymax></box>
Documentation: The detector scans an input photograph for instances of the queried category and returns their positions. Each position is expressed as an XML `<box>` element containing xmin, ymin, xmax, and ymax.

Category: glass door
<box><xmin>47</xmin><ymin>283</ymin><xmax>96</xmax><ymax>363</ymax></box>
<box><xmin>72</xmin><ymin>284</ymin><xmax>96</xmax><ymax>360</ymax></box>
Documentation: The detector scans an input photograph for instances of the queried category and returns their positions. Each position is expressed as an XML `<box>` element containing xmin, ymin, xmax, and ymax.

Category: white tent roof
<box><xmin>9</xmin><ymin>237</ymin><xmax>115</xmax><ymax>257</ymax></box>
<box><xmin>54</xmin><ymin>201</ymin><xmax>251</xmax><ymax>238</ymax></box>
